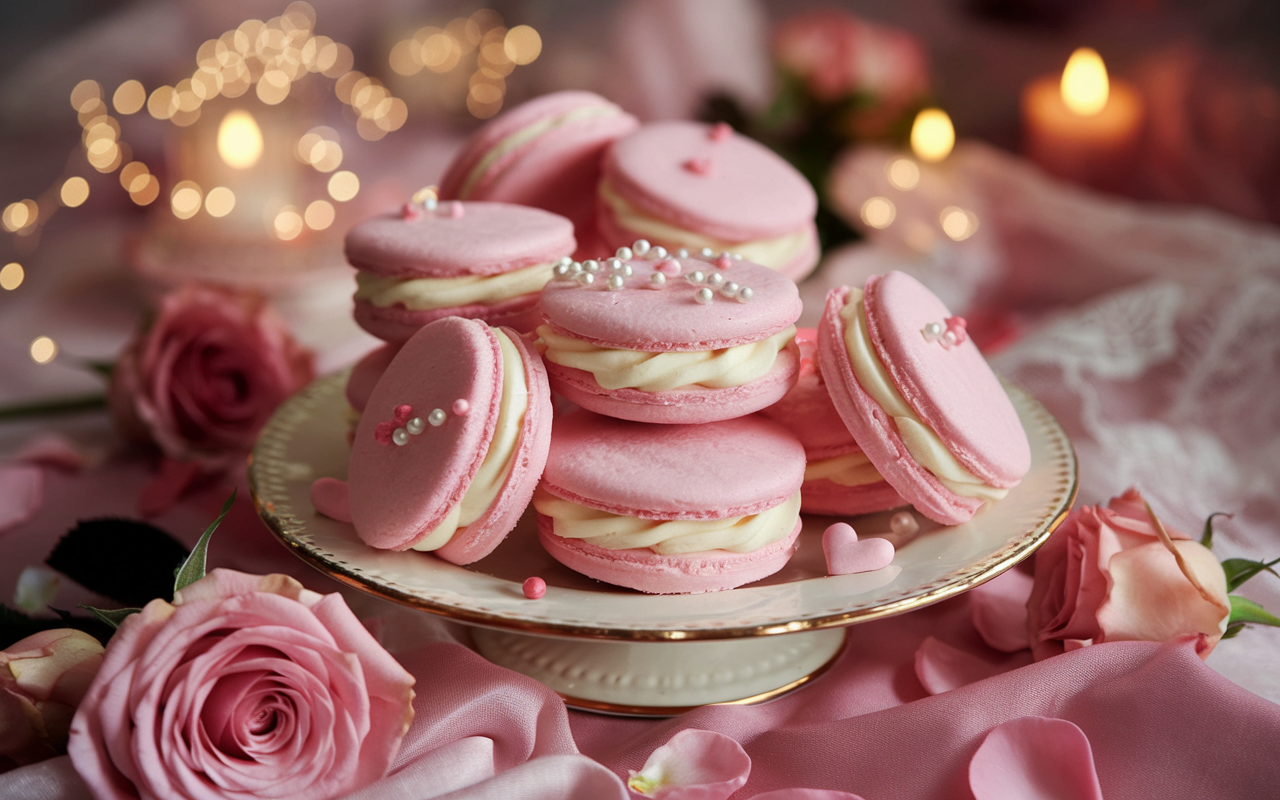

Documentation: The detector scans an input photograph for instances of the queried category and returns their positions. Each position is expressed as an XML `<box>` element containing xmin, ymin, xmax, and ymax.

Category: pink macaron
<box><xmin>534</xmin><ymin>411</ymin><xmax>806</xmax><ymax>594</ymax></box>
<box><xmin>816</xmin><ymin>272</ymin><xmax>1031</xmax><ymax>525</ymax></box>
<box><xmin>536</xmin><ymin>247</ymin><xmax>802</xmax><ymax>424</ymax></box>
<box><xmin>338</xmin><ymin>316</ymin><xmax>552</xmax><ymax>564</ymax></box>
<box><xmin>346</xmin><ymin>199</ymin><xmax>576</xmax><ymax>342</ymax></box>
<box><xmin>596</xmin><ymin>120</ymin><xmax>819</xmax><ymax>281</ymax></box>
<box><xmin>438</xmin><ymin>91</ymin><xmax>639</xmax><ymax>259</ymax></box>
<box><xmin>759</xmin><ymin>329</ymin><xmax>905</xmax><ymax>516</ymax></box>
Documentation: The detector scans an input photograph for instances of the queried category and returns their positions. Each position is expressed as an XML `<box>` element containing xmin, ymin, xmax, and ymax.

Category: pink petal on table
<box><xmin>971</xmin><ymin>568</ymin><xmax>1034</xmax><ymax>653</ymax></box>
<box><xmin>628</xmin><ymin>729</ymin><xmax>750</xmax><ymax>800</ymax></box>
<box><xmin>15</xmin><ymin>432</ymin><xmax>88</xmax><ymax>471</ymax></box>
<box><xmin>914</xmin><ymin>636</ymin><xmax>1008</xmax><ymax>695</ymax></box>
<box><xmin>137</xmin><ymin>457</ymin><xmax>204</xmax><ymax>517</ymax></box>
<box><xmin>0</xmin><ymin>464</ymin><xmax>43</xmax><ymax>534</ymax></box>
<box><xmin>749</xmin><ymin>790</ymin><xmax>868</xmax><ymax>800</ymax></box>
<box><xmin>969</xmin><ymin>717</ymin><xmax>1104</xmax><ymax>800</ymax></box>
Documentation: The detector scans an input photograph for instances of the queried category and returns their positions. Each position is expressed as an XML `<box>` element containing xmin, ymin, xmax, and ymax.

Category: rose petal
<box><xmin>15</xmin><ymin>433</ymin><xmax>88</xmax><ymax>471</ymax></box>
<box><xmin>0</xmin><ymin>464</ymin><xmax>43</xmax><ymax>534</ymax></box>
<box><xmin>913</xmin><ymin>637</ymin><xmax>1028</xmax><ymax>695</ymax></box>
<box><xmin>971</xmin><ymin>568</ymin><xmax>1033</xmax><ymax>653</ymax></box>
<box><xmin>969</xmin><ymin>717</ymin><xmax>1103</xmax><ymax>800</ymax></box>
<box><xmin>137</xmin><ymin>458</ymin><xmax>204</xmax><ymax>518</ymax></box>
<box><xmin>749</xmin><ymin>791</ymin><xmax>869</xmax><ymax>800</ymax></box>
<box><xmin>628</xmin><ymin>729</ymin><xmax>751</xmax><ymax>800</ymax></box>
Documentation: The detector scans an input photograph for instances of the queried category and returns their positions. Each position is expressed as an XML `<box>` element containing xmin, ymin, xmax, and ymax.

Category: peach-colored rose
<box><xmin>109</xmin><ymin>286</ymin><xmax>313</xmax><ymax>469</ymax></box>
<box><xmin>774</xmin><ymin>10</ymin><xmax>929</xmax><ymax>110</ymax></box>
<box><xmin>1027</xmin><ymin>489</ymin><xmax>1230</xmax><ymax>661</ymax></box>
<box><xmin>68</xmin><ymin>570</ymin><xmax>415</xmax><ymax>800</ymax></box>
<box><xmin>0</xmin><ymin>629</ymin><xmax>104</xmax><ymax>771</ymax></box>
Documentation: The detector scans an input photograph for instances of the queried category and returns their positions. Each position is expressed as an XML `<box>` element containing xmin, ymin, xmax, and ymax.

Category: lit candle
<box><xmin>1021</xmin><ymin>48</ymin><xmax>1144</xmax><ymax>190</ymax></box>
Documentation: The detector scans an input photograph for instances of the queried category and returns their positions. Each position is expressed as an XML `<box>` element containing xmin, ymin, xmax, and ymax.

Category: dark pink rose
<box><xmin>1027</xmin><ymin>489</ymin><xmax>1230</xmax><ymax>661</ymax></box>
<box><xmin>0</xmin><ymin>629</ymin><xmax>104</xmax><ymax>771</ymax></box>
<box><xmin>68</xmin><ymin>570</ymin><xmax>415</xmax><ymax>800</ymax></box>
<box><xmin>774</xmin><ymin>9</ymin><xmax>929</xmax><ymax>114</ymax></box>
<box><xmin>109</xmin><ymin>286</ymin><xmax>313</xmax><ymax>468</ymax></box>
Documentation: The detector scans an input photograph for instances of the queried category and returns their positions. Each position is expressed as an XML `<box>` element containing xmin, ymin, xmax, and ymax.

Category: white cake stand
<box><xmin>249</xmin><ymin>374</ymin><xmax>1076</xmax><ymax>716</ymax></box>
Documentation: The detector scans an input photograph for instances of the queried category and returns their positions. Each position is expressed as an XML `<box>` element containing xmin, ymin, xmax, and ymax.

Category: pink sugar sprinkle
<box><xmin>709</xmin><ymin>122</ymin><xmax>733</xmax><ymax>142</ymax></box>
<box><xmin>522</xmin><ymin>577</ymin><xmax>546</xmax><ymax>600</ymax></box>
<box><xmin>657</xmin><ymin>258</ymin><xmax>682</xmax><ymax>276</ymax></box>
<box><xmin>401</xmin><ymin>202</ymin><xmax>422</xmax><ymax>220</ymax></box>
<box><xmin>452</xmin><ymin>398</ymin><xmax>470</xmax><ymax>416</ymax></box>
<box><xmin>682</xmin><ymin>157</ymin><xmax>712</xmax><ymax>175</ymax></box>
<box><xmin>449</xmin><ymin>201</ymin><xmax>465</xmax><ymax>219</ymax></box>
<box><xmin>715</xmin><ymin>254</ymin><xmax>733</xmax><ymax>269</ymax></box>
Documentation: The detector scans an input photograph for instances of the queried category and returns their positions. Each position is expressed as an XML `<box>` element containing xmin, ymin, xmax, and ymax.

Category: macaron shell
<box><xmin>818</xmin><ymin>286</ymin><xmax>982</xmax><ymax>525</ymax></box>
<box><xmin>539</xmin><ymin>256</ymin><xmax>801</xmax><ymax>350</ymax></box>
<box><xmin>541</xmin><ymin>411</ymin><xmax>805</xmax><ymax>519</ymax></box>
<box><xmin>348</xmin><ymin>318</ymin><xmax>501</xmax><ymax>550</ymax></box>
<box><xmin>865</xmin><ymin>272</ymin><xmax>1030</xmax><ymax>487</ymax></box>
<box><xmin>757</xmin><ymin>329</ymin><xmax>857</xmax><ymax>459</ymax></box>
<box><xmin>433</xmin><ymin>328</ymin><xmax>553</xmax><ymax>565</ymax></box>
<box><xmin>543</xmin><ymin>341</ymin><xmax>799</xmax><ymax>424</ymax></box>
<box><xmin>603</xmin><ymin>120</ymin><xmax>817</xmax><ymax>241</ymax></box>
<box><xmin>345</xmin><ymin>342</ymin><xmax>401</xmax><ymax>413</ymax></box>
<box><xmin>538</xmin><ymin>515</ymin><xmax>802</xmax><ymax>594</ymax></box>
<box><xmin>345</xmin><ymin>202</ymin><xmax>575</xmax><ymax>278</ymax></box>
<box><xmin>354</xmin><ymin>293</ymin><xmax>542</xmax><ymax>342</ymax></box>
<box><xmin>799</xmin><ymin>479</ymin><xmax>906</xmax><ymax>517</ymax></box>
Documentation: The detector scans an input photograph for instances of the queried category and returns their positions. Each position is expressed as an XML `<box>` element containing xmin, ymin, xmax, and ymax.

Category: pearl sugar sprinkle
<box><xmin>695</xmin><ymin>287</ymin><xmax>714</xmax><ymax>304</ymax></box>
<box><xmin>686</xmin><ymin>269</ymin><xmax>705</xmax><ymax>285</ymax></box>
<box><xmin>405</xmin><ymin>417</ymin><xmax>425</xmax><ymax>435</ymax></box>
<box><xmin>392</xmin><ymin>429</ymin><xmax>410</xmax><ymax>446</ymax></box>
<box><xmin>428</xmin><ymin>408</ymin><xmax>447</xmax><ymax>427</ymax></box>
<box><xmin>607</xmin><ymin>274</ymin><xmax>625</xmax><ymax>291</ymax></box>
<box><xmin>890</xmin><ymin>511</ymin><xmax>919</xmax><ymax>536</ymax></box>
<box><xmin>616</xmin><ymin>246</ymin><xmax>634</xmax><ymax>260</ymax></box>
<box><xmin>922</xmin><ymin>321</ymin><xmax>945</xmax><ymax>342</ymax></box>
<box><xmin>721</xmin><ymin>281</ymin><xmax>739</xmax><ymax>298</ymax></box>
<box><xmin>648</xmin><ymin>272</ymin><xmax>666</xmax><ymax>287</ymax></box>
<box><xmin>632</xmin><ymin>239</ymin><xmax>651</xmax><ymax>256</ymax></box>
<box><xmin>649</xmin><ymin>245</ymin><xmax>668</xmax><ymax>261</ymax></box>
<box><xmin>736</xmin><ymin>286</ymin><xmax>753</xmax><ymax>303</ymax></box>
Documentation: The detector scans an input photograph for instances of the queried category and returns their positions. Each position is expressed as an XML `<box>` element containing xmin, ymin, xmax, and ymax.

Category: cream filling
<box><xmin>411</xmin><ymin>329</ymin><xmax>529</xmax><ymax>551</ymax></box>
<box><xmin>460</xmin><ymin>105</ymin><xmax>624</xmax><ymax>197</ymax></box>
<box><xmin>355</xmin><ymin>262</ymin><xmax>553</xmax><ymax>311</ymax></box>
<box><xmin>599</xmin><ymin>179</ymin><xmax>812</xmax><ymax>271</ymax></box>
<box><xmin>533</xmin><ymin>488</ymin><xmax>801</xmax><ymax>555</ymax></box>
<box><xmin>536</xmin><ymin>325</ymin><xmax>795</xmax><ymax>392</ymax></box>
<box><xmin>804</xmin><ymin>451</ymin><xmax>884</xmax><ymax>488</ymax></box>
<box><xmin>840</xmin><ymin>289</ymin><xmax>1006</xmax><ymax>502</ymax></box>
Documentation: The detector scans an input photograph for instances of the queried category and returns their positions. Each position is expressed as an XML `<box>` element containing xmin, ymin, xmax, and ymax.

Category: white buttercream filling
<box><xmin>536</xmin><ymin>325</ymin><xmax>795</xmax><ymax>392</ymax></box>
<box><xmin>460</xmin><ymin>105</ymin><xmax>623</xmax><ymax>197</ymax></box>
<box><xmin>804</xmin><ymin>450</ymin><xmax>884</xmax><ymax>487</ymax></box>
<box><xmin>840</xmin><ymin>289</ymin><xmax>1006</xmax><ymax>502</ymax></box>
<box><xmin>355</xmin><ymin>262</ymin><xmax>553</xmax><ymax>311</ymax></box>
<box><xmin>599</xmin><ymin>179</ymin><xmax>812</xmax><ymax>271</ymax></box>
<box><xmin>533</xmin><ymin>488</ymin><xmax>801</xmax><ymax>555</ymax></box>
<box><xmin>411</xmin><ymin>329</ymin><xmax>529</xmax><ymax>551</ymax></box>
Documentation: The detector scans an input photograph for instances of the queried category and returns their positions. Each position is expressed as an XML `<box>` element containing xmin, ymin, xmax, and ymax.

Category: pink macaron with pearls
<box><xmin>345</xmin><ymin>198</ymin><xmax>575</xmax><ymax>342</ymax></box>
<box><xmin>333</xmin><ymin>316</ymin><xmax>553</xmax><ymax>565</ymax></box>
<box><xmin>816</xmin><ymin>271</ymin><xmax>1031</xmax><ymax>525</ymax></box>
<box><xmin>596</xmin><ymin>120</ymin><xmax>819</xmax><ymax>281</ymax></box>
<box><xmin>536</xmin><ymin>242</ymin><xmax>802</xmax><ymax>424</ymax></box>
<box><xmin>534</xmin><ymin>411</ymin><xmax>806</xmax><ymax>594</ymax></box>
<box><xmin>759</xmin><ymin>329</ymin><xmax>905</xmax><ymax>516</ymax></box>
<box><xmin>437</xmin><ymin>91</ymin><xmax>639</xmax><ymax>259</ymax></box>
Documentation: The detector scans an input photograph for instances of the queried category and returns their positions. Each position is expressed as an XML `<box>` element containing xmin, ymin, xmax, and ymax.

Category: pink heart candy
<box><xmin>310</xmin><ymin>477</ymin><xmax>352</xmax><ymax>522</ymax></box>
<box><xmin>823</xmin><ymin>522</ymin><xmax>895</xmax><ymax>575</ymax></box>
<box><xmin>683</xmin><ymin>157</ymin><xmax>713</xmax><ymax>175</ymax></box>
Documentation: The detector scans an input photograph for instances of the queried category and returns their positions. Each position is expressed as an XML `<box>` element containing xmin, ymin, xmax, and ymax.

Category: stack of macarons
<box><xmin>314</xmin><ymin>89</ymin><xmax>1031</xmax><ymax>596</ymax></box>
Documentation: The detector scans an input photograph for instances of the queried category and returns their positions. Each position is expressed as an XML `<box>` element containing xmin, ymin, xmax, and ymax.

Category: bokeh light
<box><xmin>304</xmin><ymin>199</ymin><xmax>334</xmax><ymax>229</ymax></box>
<box><xmin>860</xmin><ymin>197</ymin><xmax>896</xmax><ymax>229</ymax></box>
<box><xmin>910</xmin><ymin>109</ymin><xmax>955</xmax><ymax>163</ymax></box>
<box><xmin>0</xmin><ymin>263</ymin><xmax>23</xmax><ymax>291</ymax></box>
<box><xmin>328</xmin><ymin>171</ymin><xmax>359</xmax><ymax>201</ymax></box>
<box><xmin>30</xmin><ymin>336</ymin><xmax>58</xmax><ymax>365</ymax></box>
<box><xmin>887</xmin><ymin>158</ymin><xmax>921</xmax><ymax>191</ymax></box>
<box><xmin>113</xmin><ymin>80</ymin><xmax>146</xmax><ymax>114</ymax></box>
<box><xmin>171</xmin><ymin>181</ymin><xmax>204</xmax><ymax>219</ymax></box>
<box><xmin>60</xmin><ymin>177</ymin><xmax>90</xmax><ymax>207</ymax></box>
<box><xmin>205</xmin><ymin>186</ymin><xmax>236</xmax><ymax>217</ymax></box>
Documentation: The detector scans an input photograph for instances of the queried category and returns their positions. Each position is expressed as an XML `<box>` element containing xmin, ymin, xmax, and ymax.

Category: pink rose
<box><xmin>1027</xmin><ymin>489</ymin><xmax>1230</xmax><ymax>661</ymax></box>
<box><xmin>109</xmin><ymin>286</ymin><xmax>314</xmax><ymax>469</ymax></box>
<box><xmin>0</xmin><ymin>629</ymin><xmax>104</xmax><ymax>771</ymax></box>
<box><xmin>774</xmin><ymin>10</ymin><xmax>929</xmax><ymax>111</ymax></box>
<box><xmin>68</xmin><ymin>570</ymin><xmax>415</xmax><ymax>800</ymax></box>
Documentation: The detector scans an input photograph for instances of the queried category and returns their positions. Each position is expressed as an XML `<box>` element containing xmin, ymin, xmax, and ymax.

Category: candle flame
<box><xmin>1061</xmin><ymin>48</ymin><xmax>1109</xmax><ymax>116</ymax></box>
<box><xmin>910</xmin><ymin>109</ymin><xmax>955</xmax><ymax>163</ymax></box>
<box><xmin>217</xmin><ymin>110</ymin><xmax>264</xmax><ymax>169</ymax></box>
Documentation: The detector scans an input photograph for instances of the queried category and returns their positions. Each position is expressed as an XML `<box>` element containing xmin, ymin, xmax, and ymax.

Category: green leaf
<box><xmin>1227</xmin><ymin>595</ymin><xmax>1280</xmax><ymax>629</ymax></box>
<box><xmin>80</xmin><ymin>605</ymin><xmax>143</xmax><ymax>630</ymax></box>
<box><xmin>1222</xmin><ymin>557</ymin><xmax>1280</xmax><ymax>593</ymax></box>
<box><xmin>1221</xmin><ymin>621</ymin><xmax>1247</xmax><ymax>640</ymax></box>
<box><xmin>173</xmin><ymin>489</ymin><xmax>235</xmax><ymax>596</ymax></box>
<box><xmin>83</xmin><ymin>360</ymin><xmax>115</xmax><ymax>380</ymax></box>
<box><xmin>0</xmin><ymin>393</ymin><xmax>107</xmax><ymax>422</ymax></box>
<box><xmin>1200</xmin><ymin>511</ymin><xmax>1232</xmax><ymax>548</ymax></box>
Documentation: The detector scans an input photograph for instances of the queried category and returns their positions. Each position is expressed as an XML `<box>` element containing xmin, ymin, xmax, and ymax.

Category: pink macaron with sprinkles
<box><xmin>534</xmin><ymin>411</ymin><xmax>806</xmax><ymax>594</ymax></box>
<box><xmin>345</xmin><ymin>197</ymin><xmax>575</xmax><ymax>342</ymax></box>
<box><xmin>759</xmin><ymin>329</ymin><xmax>905</xmax><ymax>516</ymax></box>
<box><xmin>596</xmin><ymin>120</ymin><xmax>819</xmax><ymax>281</ymax></box>
<box><xmin>536</xmin><ymin>243</ymin><xmax>802</xmax><ymax>424</ymax></box>
<box><xmin>341</xmin><ymin>316</ymin><xmax>552</xmax><ymax>565</ymax></box>
<box><xmin>438</xmin><ymin>91</ymin><xmax>638</xmax><ymax>258</ymax></box>
<box><xmin>817</xmin><ymin>271</ymin><xmax>1031</xmax><ymax>525</ymax></box>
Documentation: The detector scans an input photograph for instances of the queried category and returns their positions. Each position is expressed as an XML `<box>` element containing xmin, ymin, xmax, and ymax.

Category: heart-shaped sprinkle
<box><xmin>823</xmin><ymin>522</ymin><xmax>895</xmax><ymax>575</ymax></box>
<box><xmin>709</xmin><ymin>122</ymin><xmax>733</xmax><ymax>142</ymax></box>
<box><xmin>683</xmin><ymin>157</ymin><xmax>712</xmax><ymax>175</ymax></box>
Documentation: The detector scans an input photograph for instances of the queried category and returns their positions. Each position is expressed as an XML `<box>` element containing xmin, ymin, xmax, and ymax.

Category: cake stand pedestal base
<box><xmin>471</xmin><ymin>627</ymin><xmax>847</xmax><ymax>716</ymax></box>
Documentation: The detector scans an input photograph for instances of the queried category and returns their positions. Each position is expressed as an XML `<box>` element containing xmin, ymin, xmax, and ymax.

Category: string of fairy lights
<box><xmin>2</xmin><ymin>4</ymin><xmax>541</xmax><ymax>366</ymax></box>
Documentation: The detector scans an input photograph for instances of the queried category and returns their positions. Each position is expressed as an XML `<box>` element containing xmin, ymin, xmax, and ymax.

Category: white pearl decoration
<box><xmin>677</xmin><ymin>248</ymin><xmax>689</xmax><ymax>258</ymax></box>
<box><xmin>576</xmin><ymin>272</ymin><xmax>595</xmax><ymax>286</ymax></box>
<box><xmin>557</xmin><ymin>256</ymin><xmax>573</xmax><ymax>267</ymax></box>
<box><xmin>695</xmin><ymin>287</ymin><xmax>714</xmax><ymax>304</ymax></box>
<box><xmin>736</xmin><ymin>286</ymin><xmax>754</xmax><ymax>303</ymax></box>
<box><xmin>616</xmin><ymin>246</ymin><xmax>634</xmax><ymax>260</ymax></box>
<box><xmin>686</xmin><ymin>270</ymin><xmax>705</xmax><ymax>284</ymax></box>
<box><xmin>632</xmin><ymin>239</ymin><xmax>651</xmax><ymax>256</ymax></box>
<box><xmin>583</xmin><ymin>259</ymin><xmax>600</xmax><ymax>273</ymax></box>
<box><xmin>649</xmin><ymin>245</ymin><xmax>668</xmax><ymax>260</ymax></box>
<box><xmin>922</xmin><ymin>321</ymin><xmax>945</xmax><ymax>341</ymax></box>
<box><xmin>406</xmin><ymin>417</ymin><xmax>425</xmax><ymax>435</ymax></box>
<box><xmin>706</xmin><ymin>272</ymin><xmax>725</xmax><ymax>288</ymax></box>
<box><xmin>720</xmin><ymin>281</ymin><xmax>739</xmax><ymax>298</ymax></box>
<box><xmin>422</xmin><ymin>196</ymin><xmax>438</xmax><ymax>211</ymax></box>
<box><xmin>553</xmin><ymin>262</ymin><xmax>574</xmax><ymax>280</ymax></box>
<box><xmin>428</xmin><ymin>408</ymin><xmax>446</xmax><ymax>426</ymax></box>
<box><xmin>649</xmin><ymin>272</ymin><xmax>666</xmax><ymax>287</ymax></box>
<box><xmin>392</xmin><ymin>428</ymin><xmax>410</xmax><ymax>446</ymax></box>
<box><xmin>700</xmin><ymin>247</ymin><xmax>715</xmax><ymax>258</ymax></box>
<box><xmin>607</xmin><ymin>274</ymin><xmax>625</xmax><ymax>291</ymax></box>
<box><xmin>943</xmin><ymin>330</ymin><xmax>959</xmax><ymax>347</ymax></box>
<box><xmin>732</xmin><ymin>253</ymin><xmax>743</xmax><ymax>260</ymax></box>
<box><xmin>890</xmin><ymin>511</ymin><xmax>919</xmax><ymax>536</ymax></box>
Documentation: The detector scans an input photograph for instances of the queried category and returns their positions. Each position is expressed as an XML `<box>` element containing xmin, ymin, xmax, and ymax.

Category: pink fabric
<box><xmin>0</xmin><ymin>465</ymin><xmax>43</xmax><ymax>535</ymax></box>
